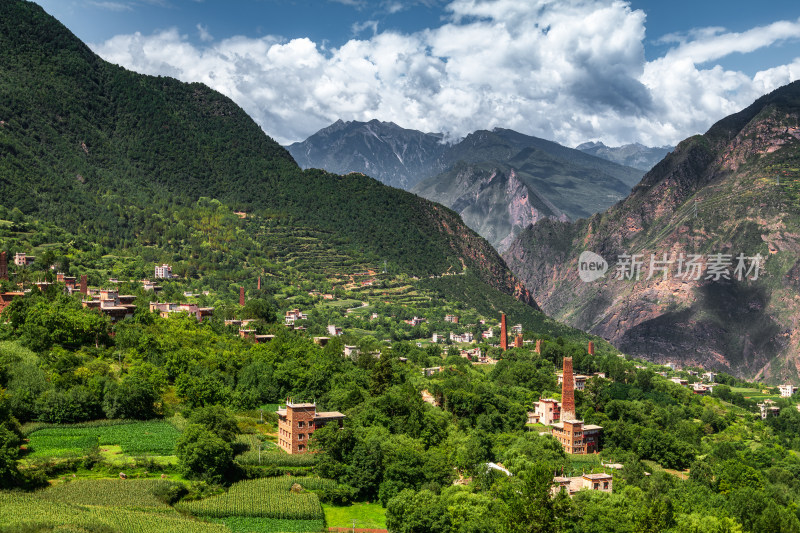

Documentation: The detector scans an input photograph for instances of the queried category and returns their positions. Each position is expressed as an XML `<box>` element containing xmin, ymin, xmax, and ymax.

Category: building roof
<box><xmin>315</xmin><ymin>411</ymin><xmax>346</xmax><ymax>419</ymax></box>
<box><xmin>583</xmin><ymin>473</ymin><xmax>612</xmax><ymax>480</ymax></box>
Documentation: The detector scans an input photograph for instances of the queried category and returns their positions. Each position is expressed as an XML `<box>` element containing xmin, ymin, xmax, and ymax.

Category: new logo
<box><xmin>578</xmin><ymin>251</ymin><xmax>608</xmax><ymax>282</ymax></box>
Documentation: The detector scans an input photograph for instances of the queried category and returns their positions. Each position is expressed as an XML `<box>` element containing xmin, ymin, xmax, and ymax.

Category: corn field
<box><xmin>177</xmin><ymin>477</ymin><xmax>332</xmax><ymax>520</ymax></box>
<box><xmin>0</xmin><ymin>491</ymin><xmax>230</xmax><ymax>533</ymax></box>
<box><xmin>35</xmin><ymin>479</ymin><xmax>173</xmax><ymax>509</ymax></box>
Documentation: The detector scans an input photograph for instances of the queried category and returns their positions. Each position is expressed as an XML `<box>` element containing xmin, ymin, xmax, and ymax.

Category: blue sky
<box><xmin>32</xmin><ymin>0</ymin><xmax>800</xmax><ymax>146</ymax></box>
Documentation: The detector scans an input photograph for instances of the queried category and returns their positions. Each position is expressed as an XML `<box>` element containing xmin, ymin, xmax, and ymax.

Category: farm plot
<box><xmin>0</xmin><ymin>491</ymin><xmax>229</xmax><ymax>533</ymax></box>
<box><xmin>26</xmin><ymin>420</ymin><xmax>179</xmax><ymax>459</ymax></box>
<box><xmin>177</xmin><ymin>477</ymin><xmax>334</xmax><ymax>520</ymax></box>
<box><xmin>36</xmin><ymin>479</ymin><xmax>174</xmax><ymax>509</ymax></box>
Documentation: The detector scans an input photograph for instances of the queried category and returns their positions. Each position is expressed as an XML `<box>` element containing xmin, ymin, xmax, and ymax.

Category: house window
<box><xmin>603</xmin><ymin>482</ymin><xmax>609</xmax><ymax>490</ymax></box>
<box><xmin>298</xmin><ymin>433</ymin><xmax>305</xmax><ymax>440</ymax></box>
<box><xmin>298</xmin><ymin>445</ymin><xmax>305</xmax><ymax>451</ymax></box>
<box><xmin>298</xmin><ymin>421</ymin><xmax>305</xmax><ymax>428</ymax></box>
<box><xmin>594</xmin><ymin>483</ymin><xmax>599</xmax><ymax>490</ymax></box>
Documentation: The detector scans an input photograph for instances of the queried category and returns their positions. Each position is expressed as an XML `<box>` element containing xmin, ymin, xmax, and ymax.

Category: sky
<box><xmin>31</xmin><ymin>0</ymin><xmax>800</xmax><ymax>147</ymax></box>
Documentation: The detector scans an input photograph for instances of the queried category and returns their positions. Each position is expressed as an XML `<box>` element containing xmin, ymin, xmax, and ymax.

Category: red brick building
<box><xmin>551</xmin><ymin>420</ymin><xmax>603</xmax><ymax>454</ymax></box>
<box><xmin>277</xmin><ymin>401</ymin><xmax>345</xmax><ymax>454</ymax></box>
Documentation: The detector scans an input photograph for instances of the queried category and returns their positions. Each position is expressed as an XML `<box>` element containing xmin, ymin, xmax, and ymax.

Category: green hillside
<box><xmin>0</xmin><ymin>0</ymin><xmax>528</xmax><ymax>305</ymax></box>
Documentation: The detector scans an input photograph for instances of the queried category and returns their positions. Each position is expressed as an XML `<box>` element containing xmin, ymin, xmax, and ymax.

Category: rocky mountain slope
<box><xmin>411</xmin><ymin>130</ymin><xmax>642</xmax><ymax>252</ymax></box>
<box><xmin>286</xmin><ymin>119</ymin><xmax>448</xmax><ymax>190</ymax></box>
<box><xmin>576</xmin><ymin>141</ymin><xmax>673</xmax><ymax>171</ymax></box>
<box><xmin>0</xmin><ymin>0</ymin><xmax>535</xmax><ymax>309</ymax></box>
<box><xmin>504</xmin><ymin>81</ymin><xmax>800</xmax><ymax>382</ymax></box>
<box><xmin>287</xmin><ymin>121</ymin><xmax>643</xmax><ymax>191</ymax></box>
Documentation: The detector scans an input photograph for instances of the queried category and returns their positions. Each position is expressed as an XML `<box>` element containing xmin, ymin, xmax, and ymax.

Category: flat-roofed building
<box><xmin>276</xmin><ymin>401</ymin><xmax>345</xmax><ymax>454</ymax></box>
<box><xmin>553</xmin><ymin>473</ymin><xmax>613</xmax><ymax>496</ymax></box>
<box><xmin>534</xmin><ymin>398</ymin><xmax>561</xmax><ymax>426</ymax></box>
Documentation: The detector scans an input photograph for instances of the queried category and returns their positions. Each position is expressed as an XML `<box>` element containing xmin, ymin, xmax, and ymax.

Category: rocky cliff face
<box><xmin>412</xmin><ymin>142</ymin><xmax>635</xmax><ymax>252</ymax></box>
<box><xmin>504</xmin><ymin>81</ymin><xmax>800</xmax><ymax>382</ymax></box>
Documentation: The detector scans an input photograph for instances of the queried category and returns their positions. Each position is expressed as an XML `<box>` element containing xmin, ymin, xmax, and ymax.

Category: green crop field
<box><xmin>323</xmin><ymin>502</ymin><xmax>387</xmax><ymax>530</ymax></box>
<box><xmin>26</xmin><ymin>421</ymin><xmax>180</xmax><ymax>459</ymax></box>
<box><xmin>36</xmin><ymin>479</ymin><xmax>174</xmax><ymax>509</ymax></box>
<box><xmin>0</xmin><ymin>491</ymin><xmax>229</xmax><ymax>533</ymax></box>
<box><xmin>177</xmin><ymin>477</ymin><xmax>335</xmax><ymax>520</ymax></box>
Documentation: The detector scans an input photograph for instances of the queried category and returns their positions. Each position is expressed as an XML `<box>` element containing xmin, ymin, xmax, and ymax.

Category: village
<box><xmin>2</xmin><ymin>248</ymin><xmax>799</xmax><ymax>502</ymax></box>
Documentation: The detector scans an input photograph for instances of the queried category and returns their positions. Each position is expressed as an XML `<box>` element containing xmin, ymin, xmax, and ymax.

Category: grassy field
<box><xmin>323</xmin><ymin>502</ymin><xmax>387</xmax><ymax>530</ymax></box>
<box><xmin>730</xmin><ymin>387</ymin><xmax>781</xmax><ymax>402</ymax></box>
<box><xmin>25</xmin><ymin>420</ymin><xmax>180</xmax><ymax>460</ymax></box>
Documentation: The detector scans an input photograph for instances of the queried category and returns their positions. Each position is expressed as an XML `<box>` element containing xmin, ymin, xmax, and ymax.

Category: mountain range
<box><xmin>289</xmin><ymin>121</ymin><xmax>645</xmax><ymax>251</ymax></box>
<box><xmin>504</xmin><ymin>81</ymin><xmax>800</xmax><ymax>382</ymax></box>
<box><xmin>575</xmin><ymin>141</ymin><xmax>673</xmax><ymax>171</ymax></box>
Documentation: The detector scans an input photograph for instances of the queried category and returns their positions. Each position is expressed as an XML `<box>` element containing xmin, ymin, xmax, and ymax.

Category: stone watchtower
<box><xmin>561</xmin><ymin>356</ymin><xmax>576</xmax><ymax>421</ymax></box>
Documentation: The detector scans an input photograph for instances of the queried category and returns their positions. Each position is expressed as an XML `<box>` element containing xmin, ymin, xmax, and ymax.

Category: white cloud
<box><xmin>90</xmin><ymin>0</ymin><xmax>800</xmax><ymax>147</ymax></box>
<box><xmin>86</xmin><ymin>1</ymin><xmax>133</xmax><ymax>11</ymax></box>
<box><xmin>196</xmin><ymin>23</ymin><xmax>212</xmax><ymax>42</ymax></box>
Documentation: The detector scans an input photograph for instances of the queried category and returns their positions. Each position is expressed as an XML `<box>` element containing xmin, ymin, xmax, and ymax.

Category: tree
<box><xmin>188</xmin><ymin>405</ymin><xmax>239</xmax><ymax>442</ymax></box>
<box><xmin>176</xmin><ymin>423</ymin><xmax>234</xmax><ymax>484</ymax></box>
<box><xmin>0</xmin><ymin>391</ymin><xmax>22</xmax><ymax>488</ymax></box>
<box><xmin>496</xmin><ymin>461</ymin><xmax>563</xmax><ymax>533</ymax></box>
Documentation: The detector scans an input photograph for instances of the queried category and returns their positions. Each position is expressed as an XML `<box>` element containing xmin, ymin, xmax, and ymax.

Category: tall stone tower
<box><xmin>588</xmin><ymin>341</ymin><xmax>595</xmax><ymax>355</ymax></box>
<box><xmin>535</xmin><ymin>339</ymin><xmax>542</xmax><ymax>354</ymax></box>
<box><xmin>239</xmin><ymin>286</ymin><xmax>245</xmax><ymax>306</ymax></box>
<box><xmin>514</xmin><ymin>334</ymin><xmax>523</xmax><ymax>348</ymax></box>
<box><xmin>500</xmin><ymin>313</ymin><xmax>508</xmax><ymax>351</ymax></box>
<box><xmin>561</xmin><ymin>356</ymin><xmax>576</xmax><ymax>421</ymax></box>
<box><xmin>80</xmin><ymin>275</ymin><xmax>88</xmax><ymax>295</ymax></box>
<box><xmin>0</xmin><ymin>251</ymin><xmax>7</xmax><ymax>280</ymax></box>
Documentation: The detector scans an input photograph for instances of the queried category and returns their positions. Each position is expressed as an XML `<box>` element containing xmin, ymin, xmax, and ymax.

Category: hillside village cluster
<box><xmin>1</xmin><ymin>249</ymin><xmax>799</xmax><ymax>498</ymax></box>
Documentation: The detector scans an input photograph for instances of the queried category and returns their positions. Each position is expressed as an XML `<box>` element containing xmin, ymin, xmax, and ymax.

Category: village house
<box><xmin>779</xmin><ymin>384</ymin><xmax>798</xmax><ymax>398</ymax></box>
<box><xmin>551</xmin><ymin>420</ymin><xmax>604</xmax><ymax>454</ymax></box>
<box><xmin>511</xmin><ymin>324</ymin><xmax>523</xmax><ymax>335</ymax></box>
<box><xmin>154</xmin><ymin>264</ymin><xmax>173</xmax><ymax>279</ymax></box>
<box><xmin>670</xmin><ymin>377</ymin><xmax>689</xmax><ymax>386</ymax></box>
<box><xmin>313</xmin><ymin>337</ymin><xmax>330</xmax><ymax>347</ymax></box>
<box><xmin>533</xmin><ymin>398</ymin><xmax>561</xmax><ymax>426</ymax></box>
<box><xmin>422</xmin><ymin>366</ymin><xmax>443</xmax><ymax>377</ymax></box>
<box><xmin>432</xmin><ymin>332</ymin><xmax>444</xmax><ymax>343</ymax></box>
<box><xmin>149</xmin><ymin>301</ymin><xmax>214</xmax><ymax>322</ymax></box>
<box><xmin>405</xmin><ymin>316</ymin><xmax>426</xmax><ymax>326</ymax></box>
<box><xmin>702</xmin><ymin>372</ymin><xmax>717</xmax><ymax>382</ymax></box>
<box><xmin>482</xmin><ymin>328</ymin><xmax>493</xmax><ymax>339</ymax></box>
<box><xmin>692</xmin><ymin>383</ymin><xmax>713</xmax><ymax>395</ymax></box>
<box><xmin>141</xmin><ymin>279</ymin><xmax>162</xmax><ymax>292</ymax></box>
<box><xmin>344</xmin><ymin>345</ymin><xmax>360</xmax><ymax>358</ymax></box>
<box><xmin>759</xmin><ymin>402</ymin><xmax>781</xmax><ymax>419</ymax></box>
<box><xmin>445</xmin><ymin>314</ymin><xmax>459</xmax><ymax>323</ymax></box>
<box><xmin>13</xmin><ymin>252</ymin><xmax>35</xmax><ymax>266</ymax></box>
<box><xmin>276</xmin><ymin>401</ymin><xmax>345</xmax><ymax>454</ymax></box>
<box><xmin>0</xmin><ymin>292</ymin><xmax>23</xmax><ymax>314</ymax></box>
<box><xmin>284</xmin><ymin>309</ymin><xmax>308</xmax><ymax>326</ymax></box>
<box><xmin>450</xmin><ymin>331</ymin><xmax>474</xmax><ymax>343</ymax></box>
<box><xmin>55</xmin><ymin>272</ymin><xmax>78</xmax><ymax>293</ymax></box>
<box><xmin>83</xmin><ymin>290</ymin><xmax>137</xmax><ymax>322</ymax></box>
<box><xmin>327</xmin><ymin>324</ymin><xmax>343</xmax><ymax>336</ymax></box>
<box><xmin>552</xmin><ymin>473</ymin><xmax>613</xmax><ymax>496</ymax></box>
<box><xmin>558</xmin><ymin>373</ymin><xmax>589</xmax><ymax>391</ymax></box>
<box><xmin>460</xmin><ymin>347</ymin><xmax>486</xmax><ymax>363</ymax></box>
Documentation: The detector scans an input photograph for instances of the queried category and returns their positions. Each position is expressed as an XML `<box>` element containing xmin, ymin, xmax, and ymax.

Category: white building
<box><xmin>154</xmin><ymin>264</ymin><xmax>173</xmax><ymax>279</ymax></box>
<box><xmin>779</xmin><ymin>384</ymin><xmax>798</xmax><ymax>398</ymax></box>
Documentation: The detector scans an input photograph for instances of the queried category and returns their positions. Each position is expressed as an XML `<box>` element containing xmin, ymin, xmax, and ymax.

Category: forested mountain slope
<box><xmin>0</xmin><ymin>0</ymin><xmax>532</xmax><ymax>307</ymax></box>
